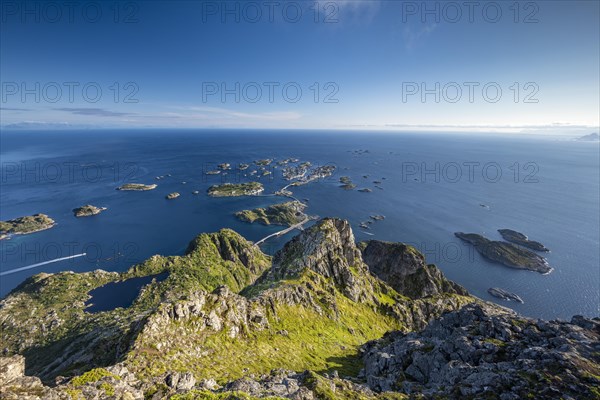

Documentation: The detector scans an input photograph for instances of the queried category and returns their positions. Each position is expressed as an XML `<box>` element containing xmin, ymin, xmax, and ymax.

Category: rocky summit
<box><xmin>0</xmin><ymin>218</ymin><xmax>597</xmax><ymax>400</ymax></box>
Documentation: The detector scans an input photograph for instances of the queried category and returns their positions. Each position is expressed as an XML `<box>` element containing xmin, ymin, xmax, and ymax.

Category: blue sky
<box><xmin>0</xmin><ymin>0</ymin><xmax>598</xmax><ymax>134</ymax></box>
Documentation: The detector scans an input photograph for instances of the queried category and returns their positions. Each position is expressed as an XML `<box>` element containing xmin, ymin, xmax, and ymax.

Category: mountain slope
<box><xmin>2</xmin><ymin>218</ymin><xmax>595</xmax><ymax>399</ymax></box>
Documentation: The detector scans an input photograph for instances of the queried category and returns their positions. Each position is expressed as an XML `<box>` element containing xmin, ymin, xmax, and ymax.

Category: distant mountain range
<box><xmin>576</xmin><ymin>132</ymin><xmax>600</xmax><ymax>141</ymax></box>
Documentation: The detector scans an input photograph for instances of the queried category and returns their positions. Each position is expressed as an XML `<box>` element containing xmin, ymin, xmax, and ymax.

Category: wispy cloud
<box><xmin>0</xmin><ymin>107</ymin><xmax>31</xmax><ymax>111</ymax></box>
<box><xmin>403</xmin><ymin>23</ymin><xmax>437</xmax><ymax>50</ymax></box>
<box><xmin>333</xmin><ymin>0</ymin><xmax>382</xmax><ymax>25</ymax></box>
<box><xmin>2</xmin><ymin>121</ymin><xmax>74</xmax><ymax>130</ymax></box>
<box><xmin>53</xmin><ymin>107</ymin><xmax>134</xmax><ymax>117</ymax></box>
<box><xmin>180</xmin><ymin>106</ymin><xmax>301</xmax><ymax>121</ymax></box>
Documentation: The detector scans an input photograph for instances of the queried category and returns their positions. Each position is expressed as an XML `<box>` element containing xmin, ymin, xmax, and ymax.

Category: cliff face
<box><xmin>0</xmin><ymin>218</ymin><xmax>595</xmax><ymax>400</ymax></box>
<box><xmin>359</xmin><ymin>240</ymin><xmax>468</xmax><ymax>299</ymax></box>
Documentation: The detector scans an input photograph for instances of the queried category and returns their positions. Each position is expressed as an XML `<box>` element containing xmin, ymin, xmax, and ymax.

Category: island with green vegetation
<box><xmin>454</xmin><ymin>232</ymin><xmax>552</xmax><ymax>273</ymax></box>
<box><xmin>207</xmin><ymin>182</ymin><xmax>264</xmax><ymax>197</ymax></box>
<box><xmin>498</xmin><ymin>229</ymin><xmax>549</xmax><ymax>252</ymax></box>
<box><xmin>0</xmin><ymin>214</ymin><xmax>56</xmax><ymax>239</ymax></box>
<box><xmin>1</xmin><ymin>218</ymin><xmax>597</xmax><ymax>400</ymax></box>
<box><xmin>235</xmin><ymin>201</ymin><xmax>307</xmax><ymax>226</ymax></box>
<box><xmin>72</xmin><ymin>205</ymin><xmax>107</xmax><ymax>217</ymax></box>
<box><xmin>254</xmin><ymin>159</ymin><xmax>272</xmax><ymax>166</ymax></box>
<box><xmin>116</xmin><ymin>183</ymin><xmax>157</xmax><ymax>191</ymax></box>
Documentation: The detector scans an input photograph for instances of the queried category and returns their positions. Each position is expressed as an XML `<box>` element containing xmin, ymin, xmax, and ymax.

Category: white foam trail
<box><xmin>0</xmin><ymin>253</ymin><xmax>87</xmax><ymax>276</ymax></box>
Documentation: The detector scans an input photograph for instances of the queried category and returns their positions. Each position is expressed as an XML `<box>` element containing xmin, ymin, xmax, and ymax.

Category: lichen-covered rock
<box><xmin>264</xmin><ymin>218</ymin><xmax>377</xmax><ymax>302</ymax></box>
<box><xmin>361</xmin><ymin>303</ymin><xmax>600</xmax><ymax>399</ymax></box>
<box><xmin>0</xmin><ymin>355</ymin><xmax>54</xmax><ymax>399</ymax></box>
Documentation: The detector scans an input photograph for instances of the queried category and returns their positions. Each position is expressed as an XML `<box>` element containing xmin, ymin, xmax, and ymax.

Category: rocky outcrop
<box><xmin>72</xmin><ymin>205</ymin><xmax>106</xmax><ymax>217</ymax></box>
<box><xmin>488</xmin><ymin>287</ymin><xmax>524</xmax><ymax>303</ymax></box>
<box><xmin>362</xmin><ymin>303</ymin><xmax>600</xmax><ymax>399</ymax></box>
<box><xmin>359</xmin><ymin>240</ymin><xmax>468</xmax><ymax>299</ymax></box>
<box><xmin>185</xmin><ymin>228</ymin><xmax>271</xmax><ymax>277</ymax></box>
<box><xmin>264</xmin><ymin>218</ymin><xmax>376</xmax><ymax>303</ymax></box>
<box><xmin>0</xmin><ymin>355</ymin><xmax>51</xmax><ymax>399</ymax></box>
<box><xmin>138</xmin><ymin>285</ymin><xmax>271</xmax><ymax>347</ymax></box>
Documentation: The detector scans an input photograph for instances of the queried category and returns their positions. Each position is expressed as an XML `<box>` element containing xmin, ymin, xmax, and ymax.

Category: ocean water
<box><xmin>1</xmin><ymin>129</ymin><xmax>598</xmax><ymax>320</ymax></box>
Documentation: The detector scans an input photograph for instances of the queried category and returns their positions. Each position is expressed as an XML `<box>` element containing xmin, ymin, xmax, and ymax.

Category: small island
<box><xmin>254</xmin><ymin>159</ymin><xmax>273</xmax><ymax>166</ymax></box>
<box><xmin>358</xmin><ymin>188</ymin><xmax>372</xmax><ymax>193</ymax></box>
<box><xmin>339</xmin><ymin>176</ymin><xmax>356</xmax><ymax>190</ymax></box>
<box><xmin>498</xmin><ymin>229</ymin><xmax>549</xmax><ymax>252</ymax></box>
<box><xmin>488</xmin><ymin>287</ymin><xmax>524</xmax><ymax>303</ymax></box>
<box><xmin>166</xmin><ymin>192</ymin><xmax>180</xmax><ymax>200</ymax></box>
<box><xmin>454</xmin><ymin>232</ymin><xmax>552</xmax><ymax>274</ymax></box>
<box><xmin>235</xmin><ymin>201</ymin><xmax>307</xmax><ymax>226</ymax></box>
<box><xmin>72</xmin><ymin>205</ymin><xmax>107</xmax><ymax>217</ymax></box>
<box><xmin>0</xmin><ymin>214</ymin><xmax>56</xmax><ymax>239</ymax></box>
<box><xmin>207</xmin><ymin>182</ymin><xmax>264</xmax><ymax>197</ymax></box>
<box><xmin>116</xmin><ymin>183</ymin><xmax>157</xmax><ymax>191</ymax></box>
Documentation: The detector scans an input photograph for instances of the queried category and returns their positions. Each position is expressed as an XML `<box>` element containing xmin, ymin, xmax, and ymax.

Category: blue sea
<box><xmin>1</xmin><ymin>129</ymin><xmax>598</xmax><ymax>320</ymax></box>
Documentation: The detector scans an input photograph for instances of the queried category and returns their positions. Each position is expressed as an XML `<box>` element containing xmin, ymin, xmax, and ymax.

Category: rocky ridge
<box><xmin>0</xmin><ymin>218</ymin><xmax>596</xmax><ymax>399</ymax></box>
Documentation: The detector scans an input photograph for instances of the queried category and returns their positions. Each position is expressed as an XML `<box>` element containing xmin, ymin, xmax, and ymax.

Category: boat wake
<box><xmin>0</xmin><ymin>253</ymin><xmax>87</xmax><ymax>276</ymax></box>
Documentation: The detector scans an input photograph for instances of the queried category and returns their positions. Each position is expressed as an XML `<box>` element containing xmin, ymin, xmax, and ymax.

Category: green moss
<box><xmin>484</xmin><ymin>338</ymin><xmax>506</xmax><ymax>347</ymax></box>
<box><xmin>128</xmin><ymin>268</ymin><xmax>401</xmax><ymax>382</ymax></box>
<box><xmin>64</xmin><ymin>388</ymin><xmax>83</xmax><ymax>399</ymax></box>
<box><xmin>99</xmin><ymin>382</ymin><xmax>115</xmax><ymax>396</ymax></box>
<box><xmin>70</xmin><ymin>368</ymin><xmax>119</xmax><ymax>386</ymax></box>
<box><xmin>0</xmin><ymin>227</ymin><xmax>273</xmax><ymax>381</ymax></box>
